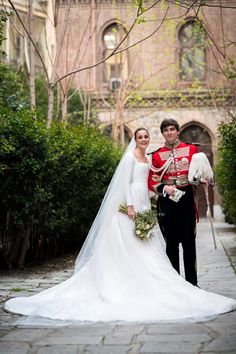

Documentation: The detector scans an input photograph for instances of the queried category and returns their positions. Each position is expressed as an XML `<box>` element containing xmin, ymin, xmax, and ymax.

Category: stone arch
<box><xmin>100</xmin><ymin>18</ymin><xmax>128</xmax><ymax>37</ymax></box>
<box><xmin>179</xmin><ymin>122</ymin><xmax>214</xmax><ymax>217</ymax></box>
<box><xmin>103</xmin><ymin>124</ymin><xmax>132</xmax><ymax>145</ymax></box>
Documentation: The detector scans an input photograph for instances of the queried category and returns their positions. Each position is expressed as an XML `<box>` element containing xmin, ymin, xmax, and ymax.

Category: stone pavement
<box><xmin>0</xmin><ymin>219</ymin><xmax>236</xmax><ymax>354</ymax></box>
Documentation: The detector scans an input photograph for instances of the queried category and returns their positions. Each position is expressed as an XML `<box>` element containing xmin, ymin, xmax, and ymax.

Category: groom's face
<box><xmin>162</xmin><ymin>125</ymin><xmax>179</xmax><ymax>144</ymax></box>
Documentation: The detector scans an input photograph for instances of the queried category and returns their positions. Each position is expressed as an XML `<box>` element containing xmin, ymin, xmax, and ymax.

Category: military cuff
<box><xmin>157</xmin><ymin>183</ymin><xmax>165</xmax><ymax>194</ymax></box>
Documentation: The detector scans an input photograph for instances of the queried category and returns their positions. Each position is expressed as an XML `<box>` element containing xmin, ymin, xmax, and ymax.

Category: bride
<box><xmin>4</xmin><ymin>128</ymin><xmax>236</xmax><ymax>322</ymax></box>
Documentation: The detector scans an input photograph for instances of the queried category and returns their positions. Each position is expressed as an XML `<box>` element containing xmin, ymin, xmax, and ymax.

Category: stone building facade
<box><xmin>1</xmin><ymin>0</ymin><xmax>56</xmax><ymax>76</ymax></box>
<box><xmin>1</xmin><ymin>0</ymin><xmax>236</xmax><ymax>216</ymax></box>
<box><xmin>57</xmin><ymin>0</ymin><xmax>236</xmax><ymax>216</ymax></box>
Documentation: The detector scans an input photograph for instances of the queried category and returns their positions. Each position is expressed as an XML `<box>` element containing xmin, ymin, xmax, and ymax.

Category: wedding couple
<box><xmin>5</xmin><ymin>119</ymin><xmax>236</xmax><ymax>322</ymax></box>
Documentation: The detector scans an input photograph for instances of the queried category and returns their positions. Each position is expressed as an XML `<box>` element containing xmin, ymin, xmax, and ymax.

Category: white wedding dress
<box><xmin>5</xmin><ymin>149</ymin><xmax>236</xmax><ymax>322</ymax></box>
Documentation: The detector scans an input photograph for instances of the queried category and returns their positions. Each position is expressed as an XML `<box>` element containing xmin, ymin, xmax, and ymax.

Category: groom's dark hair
<box><xmin>160</xmin><ymin>119</ymin><xmax>179</xmax><ymax>133</ymax></box>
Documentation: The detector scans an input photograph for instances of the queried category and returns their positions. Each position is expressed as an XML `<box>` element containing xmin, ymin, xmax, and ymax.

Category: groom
<box><xmin>148</xmin><ymin>119</ymin><xmax>199</xmax><ymax>286</ymax></box>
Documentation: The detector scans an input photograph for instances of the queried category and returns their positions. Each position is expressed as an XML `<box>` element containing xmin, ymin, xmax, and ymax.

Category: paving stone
<box><xmin>0</xmin><ymin>314</ymin><xmax>16</xmax><ymax>321</ymax></box>
<box><xmin>208</xmin><ymin>310</ymin><xmax>236</xmax><ymax>323</ymax></box>
<box><xmin>0</xmin><ymin>341</ymin><xmax>29</xmax><ymax>354</ymax></box>
<box><xmin>0</xmin><ymin>316</ymin><xmax>20</xmax><ymax>326</ymax></box>
<box><xmin>7</xmin><ymin>292</ymin><xmax>33</xmax><ymax>298</ymax></box>
<box><xmin>104</xmin><ymin>333</ymin><xmax>134</xmax><ymax>345</ymax></box>
<box><xmin>0</xmin><ymin>330</ymin><xmax>9</xmax><ymax>336</ymax></box>
<box><xmin>113</xmin><ymin>324</ymin><xmax>145</xmax><ymax>334</ymax></box>
<box><xmin>0</xmin><ymin>291</ymin><xmax>11</xmax><ymax>298</ymax></box>
<box><xmin>147</xmin><ymin>323</ymin><xmax>208</xmax><ymax>334</ymax></box>
<box><xmin>140</xmin><ymin>352</ymin><xmax>194</xmax><ymax>354</ymax></box>
<box><xmin>0</xmin><ymin>220</ymin><xmax>235</xmax><ymax>354</ymax></box>
<box><xmin>12</xmin><ymin>316</ymin><xmax>82</xmax><ymax>328</ymax></box>
<box><xmin>84</xmin><ymin>344</ymin><xmax>130</xmax><ymax>354</ymax></box>
<box><xmin>204</xmin><ymin>322</ymin><xmax>236</xmax><ymax>334</ymax></box>
<box><xmin>136</xmin><ymin>333</ymin><xmax>211</xmax><ymax>343</ymax></box>
<box><xmin>0</xmin><ymin>278</ymin><xmax>26</xmax><ymax>283</ymax></box>
<box><xmin>199</xmin><ymin>352</ymin><xmax>236</xmax><ymax>354</ymax></box>
<box><xmin>102</xmin><ymin>324</ymin><xmax>145</xmax><ymax>345</ymax></box>
<box><xmin>0</xmin><ymin>325</ymin><xmax>17</xmax><ymax>331</ymax></box>
<box><xmin>0</xmin><ymin>328</ymin><xmax>54</xmax><ymax>342</ymax></box>
<box><xmin>139</xmin><ymin>341</ymin><xmax>201</xmax><ymax>352</ymax></box>
<box><xmin>202</xmin><ymin>333</ymin><xmax>236</xmax><ymax>351</ymax></box>
<box><xmin>35</xmin><ymin>345</ymin><xmax>81</xmax><ymax>354</ymax></box>
<box><xmin>34</xmin><ymin>335</ymin><xmax>103</xmax><ymax>345</ymax></box>
<box><xmin>128</xmin><ymin>343</ymin><xmax>142</xmax><ymax>353</ymax></box>
<box><xmin>51</xmin><ymin>324</ymin><xmax>115</xmax><ymax>336</ymax></box>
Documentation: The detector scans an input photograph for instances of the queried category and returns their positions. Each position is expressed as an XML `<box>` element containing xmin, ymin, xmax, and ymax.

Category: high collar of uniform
<box><xmin>165</xmin><ymin>138</ymin><xmax>180</xmax><ymax>149</ymax></box>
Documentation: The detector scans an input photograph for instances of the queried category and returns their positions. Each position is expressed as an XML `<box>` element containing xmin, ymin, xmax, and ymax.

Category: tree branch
<box><xmin>7</xmin><ymin>0</ymin><xmax>49</xmax><ymax>83</ymax></box>
<box><xmin>166</xmin><ymin>0</ymin><xmax>236</xmax><ymax>10</ymax></box>
<box><xmin>54</xmin><ymin>3</ymin><xmax>169</xmax><ymax>86</ymax></box>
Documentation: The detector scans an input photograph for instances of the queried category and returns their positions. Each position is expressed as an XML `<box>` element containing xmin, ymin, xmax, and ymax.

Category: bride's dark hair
<box><xmin>134</xmin><ymin>127</ymin><xmax>149</xmax><ymax>140</ymax></box>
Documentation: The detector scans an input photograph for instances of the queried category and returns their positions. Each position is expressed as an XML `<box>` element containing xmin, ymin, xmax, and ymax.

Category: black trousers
<box><xmin>157</xmin><ymin>185</ymin><xmax>197</xmax><ymax>285</ymax></box>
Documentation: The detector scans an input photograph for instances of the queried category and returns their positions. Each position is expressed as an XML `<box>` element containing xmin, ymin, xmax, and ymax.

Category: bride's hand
<box><xmin>127</xmin><ymin>205</ymin><xmax>136</xmax><ymax>220</ymax></box>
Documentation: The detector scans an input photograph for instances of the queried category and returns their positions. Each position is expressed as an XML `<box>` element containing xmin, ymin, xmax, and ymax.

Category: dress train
<box><xmin>5</xmin><ymin>156</ymin><xmax>236</xmax><ymax>322</ymax></box>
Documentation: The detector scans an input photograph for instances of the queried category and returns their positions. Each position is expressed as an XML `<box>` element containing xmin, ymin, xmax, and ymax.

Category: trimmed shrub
<box><xmin>216</xmin><ymin>118</ymin><xmax>236</xmax><ymax>224</ymax></box>
<box><xmin>0</xmin><ymin>63</ymin><xmax>29</xmax><ymax>111</ymax></box>
<box><xmin>0</xmin><ymin>109</ymin><xmax>121</xmax><ymax>268</ymax></box>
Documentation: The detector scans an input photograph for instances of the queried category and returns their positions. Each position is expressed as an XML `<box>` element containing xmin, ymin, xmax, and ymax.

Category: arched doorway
<box><xmin>180</xmin><ymin>124</ymin><xmax>214</xmax><ymax>218</ymax></box>
<box><xmin>103</xmin><ymin>124</ymin><xmax>132</xmax><ymax>146</ymax></box>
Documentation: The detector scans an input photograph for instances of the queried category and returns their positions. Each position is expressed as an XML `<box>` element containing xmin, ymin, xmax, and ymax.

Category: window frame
<box><xmin>178</xmin><ymin>19</ymin><xmax>207</xmax><ymax>83</ymax></box>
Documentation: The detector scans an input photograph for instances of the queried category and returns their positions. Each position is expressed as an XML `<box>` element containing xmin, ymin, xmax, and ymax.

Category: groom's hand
<box><xmin>164</xmin><ymin>185</ymin><xmax>176</xmax><ymax>196</ymax></box>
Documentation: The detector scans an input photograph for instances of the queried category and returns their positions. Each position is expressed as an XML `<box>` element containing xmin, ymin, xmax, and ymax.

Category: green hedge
<box><xmin>216</xmin><ymin>118</ymin><xmax>236</xmax><ymax>224</ymax></box>
<box><xmin>0</xmin><ymin>63</ymin><xmax>29</xmax><ymax>111</ymax></box>
<box><xmin>0</xmin><ymin>109</ymin><xmax>121</xmax><ymax>268</ymax></box>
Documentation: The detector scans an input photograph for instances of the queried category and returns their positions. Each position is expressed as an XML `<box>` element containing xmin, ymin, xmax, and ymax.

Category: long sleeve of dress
<box><xmin>122</xmin><ymin>152</ymin><xmax>135</xmax><ymax>206</ymax></box>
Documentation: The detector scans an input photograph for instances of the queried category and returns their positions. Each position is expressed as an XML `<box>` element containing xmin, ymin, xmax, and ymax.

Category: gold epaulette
<box><xmin>184</xmin><ymin>141</ymin><xmax>200</xmax><ymax>146</ymax></box>
<box><xmin>147</xmin><ymin>147</ymin><xmax>161</xmax><ymax>155</ymax></box>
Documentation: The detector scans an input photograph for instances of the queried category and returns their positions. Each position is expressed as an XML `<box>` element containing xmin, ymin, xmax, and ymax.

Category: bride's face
<box><xmin>135</xmin><ymin>130</ymin><xmax>150</xmax><ymax>149</ymax></box>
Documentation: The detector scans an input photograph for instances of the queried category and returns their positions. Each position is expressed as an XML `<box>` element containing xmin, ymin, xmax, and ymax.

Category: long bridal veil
<box><xmin>5</xmin><ymin>134</ymin><xmax>236</xmax><ymax>323</ymax></box>
<box><xmin>74</xmin><ymin>138</ymin><xmax>136</xmax><ymax>273</ymax></box>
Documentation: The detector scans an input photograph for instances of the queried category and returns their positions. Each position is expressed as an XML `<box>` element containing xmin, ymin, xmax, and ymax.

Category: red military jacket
<box><xmin>148</xmin><ymin>140</ymin><xmax>198</xmax><ymax>194</ymax></box>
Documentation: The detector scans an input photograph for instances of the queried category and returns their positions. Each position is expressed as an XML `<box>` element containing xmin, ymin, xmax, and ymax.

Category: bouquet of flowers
<box><xmin>119</xmin><ymin>204</ymin><xmax>157</xmax><ymax>241</ymax></box>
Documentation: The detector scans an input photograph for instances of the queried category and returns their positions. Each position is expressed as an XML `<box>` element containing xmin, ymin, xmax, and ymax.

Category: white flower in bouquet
<box><xmin>118</xmin><ymin>204</ymin><xmax>157</xmax><ymax>241</ymax></box>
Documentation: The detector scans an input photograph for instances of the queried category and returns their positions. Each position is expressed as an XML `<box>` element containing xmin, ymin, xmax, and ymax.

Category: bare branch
<box><xmin>7</xmin><ymin>0</ymin><xmax>49</xmax><ymax>83</ymax></box>
<box><xmin>199</xmin><ymin>3</ymin><xmax>236</xmax><ymax>10</ymax></box>
<box><xmin>207</xmin><ymin>36</ymin><xmax>230</xmax><ymax>85</ymax></box>
<box><xmin>225</xmin><ymin>40</ymin><xmax>236</xmax><ymax>48</ymax></box>
<box><xmin>197</xmin><ymin>10</ymin><xmax>226</xmax><ymax>59</ymax></box>
<box><xmin>219</xmin><ymin>0</ymin><xmax>226</xmax><ymax>58</ymax></box>
<box><xmin>67</xmin><ymin>4</ymin><xmax>101</xmax><ymax>91</ymax></box>
<box><xmin>115</xmin><ymin>6</ymin><xmax>169</xmax><ymax>55</ymax></box>
<box><xmin>165</xmin><ymin>0</ymin><xmax>236</xmax><ymax>10</ymax></box>
<box><xmin>54</xmin><ymin>4</ymin><xmax>169</xmax><ymax>86</ymax></box>
<box><xmin>185</xmin><ymin>0</ymin><xmax>199</xmax><ymax>15</ymax></box>
<box><xmin>193</xmin><ymin>0</ymin><xmax>203</xmax><ymax>18</ymax></box>
<box><xmin>49</xmin><ymin>0</ymin><xmax>71</xmax><ymax>85</ymax></box>
<box><xmin>140</xmin><ymin>0</ymin><xmax>162</xmax><ymax>14</ymax></box>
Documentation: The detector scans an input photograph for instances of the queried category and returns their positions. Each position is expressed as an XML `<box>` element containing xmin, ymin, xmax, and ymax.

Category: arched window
<box><xmin>178</xmin><ymin>19</ymin><xmax>206</xmax><ymax>81</ymax></box>
<box><xmin>102</xmin><ymin>23</ymin><xmax>128</xmax><ymax>89</ymax></box>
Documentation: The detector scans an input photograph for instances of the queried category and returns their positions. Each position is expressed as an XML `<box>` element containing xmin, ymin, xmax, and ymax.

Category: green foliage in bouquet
<box><xmin>119</xmin><ymin>204</ymin><xmax>157</xmax><ymax>241</ymax></box>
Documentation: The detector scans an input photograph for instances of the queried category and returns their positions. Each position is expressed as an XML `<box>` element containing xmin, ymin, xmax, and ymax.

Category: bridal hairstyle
<box><xmin>74</xmin><ymin>134</ymin><xmax>137</xmax><ymax>273</ymax></box>
<box><xmin>134</xmin><ymin>127</ymin><xmax>149</xmax><ymax>140</ymax></box>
